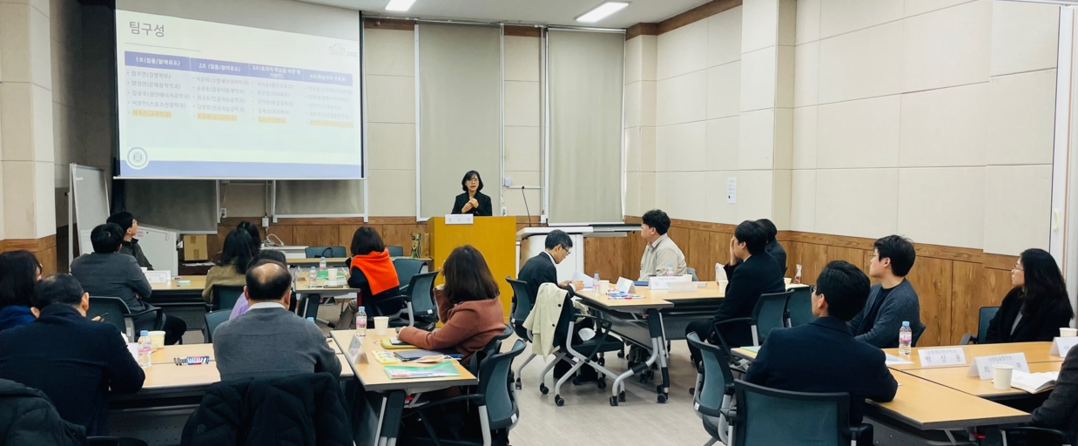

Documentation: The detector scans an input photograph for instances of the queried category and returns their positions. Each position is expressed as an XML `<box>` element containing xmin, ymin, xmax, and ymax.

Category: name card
<box><xmin>967</xmin><ymin>353</ymin><xmax>1030</xmax><ymax>380</ymax></box>
<box><xmin>615</xmin><ymin>277</ymin><xmax>636</xmax><ymax>293</ymax></box>
<box><xmin>917</xmin><ymin>347</ymin><xmax>967</xmax><ymax>368</ymax></box>
<box><xmin>348</xmin><ymin>334</ymin><xmax>364</xmax><ymax>360</ymax></box>
<box><xmin>445</xmin><ymin>214</ymin><xmax>474</xmax><ymax>225</ymax></box>
<box><xmin>668</xmin><ymin>282</ymin><xmax>698</xmax><ymax>293</ymax></box>
<box><xmin>648</xmin><ymin>275</ymin><xmax>691</xmax><ymax>290</ymax></box>
<box><xmin>144</xmin><ymin>270</ymin><xmax>172</xmax><ymax>284</ymax></box>
<box><xmin>1050</xmin><ymin>337</ymin><xmax>1078</xmax><ymax>357</ymax></box>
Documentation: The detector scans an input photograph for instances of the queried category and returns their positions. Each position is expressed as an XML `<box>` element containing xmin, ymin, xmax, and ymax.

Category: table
<box><xmin>289</xmin><ymin>256</ymin><xmax>433</xmax><ymax>268</ymax></box>
<box><xmin>882</xmin><ymin>342</ymin><xmax>1064</xmax><ymax>371</ymax></box>
<box><xmin>148</xmin><ymin>276</ymin><xmax>209</xmax><ymax>335</ymax></box>
<box><xmin>902</xmin><ymin>361</ymin><xmax>1062</xmax><ymax>399</ymax></box>
<box><xmin>331</xmin><ymin>330</ymin><xmax>476</xmax><ymax>446</ymax></box>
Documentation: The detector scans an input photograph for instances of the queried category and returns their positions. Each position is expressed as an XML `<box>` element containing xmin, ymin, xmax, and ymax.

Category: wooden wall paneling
<box><xmin>798</xmin><ymin>243</ymin><xmax>830</xmax><ymax>286</ymax></box>
<box><xmin>292</xmin><ymin>225</ymin><xmax>339</xmax><ymax>248</ymax></box>
<box><xmin>264</xmin><ymin>224</ymin><xmax>294</xmax><ymax>246</ymax></box>
<box><xmin>688</xmin><ymin>229</ymin><xmax>713</xmax><ymax>280</ymax></box>
<box><xmin>709</xmin><ymin>232</ymin><xmax>734</xmax><ymax>267</ymax></box>
<box><xmin>585</xmin><ymin>237</ymin><xmax>625</xmax><ymax>280</ymax></box>
<box><xmin>904</xmin><ymin>257</ymin><xmax>953</xmax><ymax>347</ymax></box>
<box><xmin>826</xmin><ymin>246</ymin><xmax>866</xmax><ymax>271</ymax></box>
<box><xmin>623</xmin><ymin>233</ymin><xmax>645</xmax><ymax>280</ymax></box>
<box><xmin>951</xmin><ymin>261</ymin><xmax>984</xmax><ymax>344</ymax></box>
<box><xmin>338</xmin><ymin>225</ymin><xmax>361</xmax><ymax>252</ymax></box>
<box><xmin>983</xmin><ymin>267</ymin><xmax>1015</xmax><ymax>308</ymax></box>
<box><xmin>379</xmin><ymin>223</ymin><xmax>421</xmax><ymax>251</ymax></box>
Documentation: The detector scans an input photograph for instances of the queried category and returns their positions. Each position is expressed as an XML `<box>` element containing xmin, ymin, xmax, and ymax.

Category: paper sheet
<box><xmin>884</xmin><ymin>354</ymin><xmax>914</xmax><ymax>365</ymax></box>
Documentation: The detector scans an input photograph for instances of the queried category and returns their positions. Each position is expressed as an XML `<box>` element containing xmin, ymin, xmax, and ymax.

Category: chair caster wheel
<box><xmin>609</xmin><ymin>396</ymin><xmax>618</xmax><ymax>406</ymax></box>
<box><xmin>597</xmin><ymin>380</ymin><xmax>606</xmax><ymax>390</ymax></box>
<box><xmin>619</xmin><ymin>391</ymin><xmax>626</xmax><ymax>402</ymax></box>
<box><xmin>515</xmin><ymin>379</ymin><xmax>522</xmax><ymax>390</ymax></box>
<box><xmin>617</xmin><ymin>350</ymin><xmax>625</xmax><ymax>358</ymax></box>
<box><xmin>572</xmin><ymin>377</ymin><xmax>581</xmax><ymax>386</ymax></box>
<box><xmin>539</xmin><ymin>384</ymin><xmax>548</xmax><ymax>395</ymax></box>
<box><xmin>555</xmin><ymin>395</ymin><xmax>565</xmax><ymax>407</ymax></box>
<box><xmin>656</xmin><ymin>385</ymin><xmax>664</xmax><ymax>395</ymax></box>
<box><xmin>657</xmin><ymin>394</ymin><xmax>668</xmax><ymax>404</ymax></box>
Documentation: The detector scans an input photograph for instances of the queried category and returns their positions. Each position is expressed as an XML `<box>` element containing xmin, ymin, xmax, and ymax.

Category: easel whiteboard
<box><xmin>70</xmin><ymin>164</ymin><xmax>109</xmax><ymax>259</ymax></box>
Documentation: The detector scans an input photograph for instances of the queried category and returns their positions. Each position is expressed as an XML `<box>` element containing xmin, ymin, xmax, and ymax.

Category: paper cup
<box><xmin>598</xmin><ymin>280</ymin><xmax>610</xmax><ymax>293</ymax></box>
<box><xmin>1060</xmin><ymin>327</ymin><xmax>1077</xmax><ymax>337</ymax></box>
<box><xmin>374</xmin><ymin>316</ymin><xmax>390</xmax><ymax>335</ymax></box>
<box><xmin>718</xmin><ymin>280</ymin><xmax>729</xmax><ymax>289</ymax></box>
<box><xmin>992</xmin><ymin>364</ymin><xmax>1014</xmax><ymax>390</ymax></box>
<box><xmin>784</xmin><ymin>277</ymin><xmax>793</xmax><ymax>286</ymax></box>
<box><xmin>149</xmin><ymin>330</ymin><xmax>166</xmax><ymax>350</ymax></box>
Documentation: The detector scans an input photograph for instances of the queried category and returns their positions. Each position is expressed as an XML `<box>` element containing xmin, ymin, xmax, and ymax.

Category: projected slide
<box><xmin>115</xmin><ymin>11</ymin><xmax>362</xmax><ymax>179</ymax></box>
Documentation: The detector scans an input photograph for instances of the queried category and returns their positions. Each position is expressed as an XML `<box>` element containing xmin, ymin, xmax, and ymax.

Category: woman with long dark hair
<box><xmin>0</xmin><ymin>251</ymin><xmax>42</xmax><ymax>331</ymax></box>
<box><xmin>984</xmin><ymin>248</ymin><xmax>1075</xmax><ymax>343</ymax></box>
<box><xmin>202</xmin><ymin>229</ymin><xmax>255</xmax><ymax>303</ymax></box>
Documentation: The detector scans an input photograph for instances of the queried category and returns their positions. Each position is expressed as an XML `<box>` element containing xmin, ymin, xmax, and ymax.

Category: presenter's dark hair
<box><xmin>641</xmin><ymin>210</ymin><xmax>671</xmax><ymax>235</ymax></box>
<box><xmin>350</xmin><ymin>226</ymin><xmax>386</xmax><ymax>256</ymax></box>
<box><xmin>873</xmin><ymin>235</ymin><xmax>916</xmax><ymax>277</ymax></box>
<box><xmin>544</xmin><ymin>230</ymin><xmax>573</xmax><ymax>250</ymax></box>
<box><xmin>441</xmin><ymin>245</ymin><xmax>499</xmax><ymax>304</ymax></box>
<box><xmin>106</xmin><ymin>211</ymin><xmax>135</xmax><ymax>232</ymax></box>
<box><xmin>815</xmin><ymin>261</ymin><xmax>871</xmax><ymax>321</ymax></box>
<box><xmin>461</xmin><ymin>170</ymin><xmax>484</xmax><ymax>192</ymax></box>
<box><xmin>734</xmin><ymin>220</ymin><xmax>768</xmax><ymax>255</ymax></box>
<box><xmin>32</xmin><ymin>274</ymin><xmax>85</xmax><ymax>309</ymax></box>
<box><xmin>236</xmin><ymin>221</ymin><xmax>261</xmax><ymax>250</ymax></box>
<box><xmin>0</xmin><ymin>250</ymin><xmax>41</xmax><ymax>309</ymax></box>
<box><xmin>1017</xmin><ymin>248</ymin><xmax>1074</xmax><ymax>320</ymax></box>
<box><xmin>90</xmin><ymin>223</ymin><xmax>126</xmax><ymax>254</ymax></box>
<box><xmin>219</xmin><ymin>229</ymin><xmax>256</xmax><ymax>275</ymax></box>
<box><xmin>245</xmin><ymin>260</ymin><xmax>291</xmax><ymax>302</ymax></box>
<box><xmin>756</xmin><ymin>218</ymin><xmax>778</xmax><ymax>244</ymax></box>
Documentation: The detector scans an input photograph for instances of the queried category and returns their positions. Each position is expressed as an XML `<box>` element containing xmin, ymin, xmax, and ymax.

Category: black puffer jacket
<box><xmin>181</xmin><ymin>373</ymin><xmax>351</xmax><ymax>446</ymax></box>
<box><xmin>0</xmin><ymin>379</ymin><xmax>86</xmax><ymax>446</ymax></box>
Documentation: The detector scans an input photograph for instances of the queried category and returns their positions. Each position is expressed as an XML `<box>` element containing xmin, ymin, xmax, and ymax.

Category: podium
<box><xmin>426</xmin><ymin>216</ymin><xmax>517</xmax><ymax>321</ymax></box>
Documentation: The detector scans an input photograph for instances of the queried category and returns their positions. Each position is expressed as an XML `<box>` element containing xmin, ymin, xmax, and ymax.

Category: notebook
<box><xmin>1011</xmin><ymin>371</ymin><xmax>1059</xmax><ymax>394</ymax></box>
<box><xmin>384</xmin><ymin>362</ymin><xmax>462</xmax><ymax>379</ymax></box>
<box><xmin>380</xmin><ymin>337</ymin><xmax>414</xmax><ymax>350</ymax></box>
<box><xmin>394</xmin><ymin>349</ymin><xmax>464</xmax><ymax>362</ymax></box>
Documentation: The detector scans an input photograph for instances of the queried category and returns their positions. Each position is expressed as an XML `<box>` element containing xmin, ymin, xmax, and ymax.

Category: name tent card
<box><xmin>648</xmin><ymin>275</ymin><xmax>691</xmax><ymax>290</ymax></box>
<box><xmin>144</xmin><ymin>270</ymin><xmax>172</xmax><ymax>284</ymax></box>
<box><xmin>917</xmin><ymin>348</ymin><xmax>967</xmax><ymax>368</ymax></box>
<box><xmin>444</xmin><ymin>214</ymin><xmax>474</xmax><ymax>225</ymax></box>
<box><xmin>348</xmin><ymin>334</ymin><xmax>365</xmax><ymax>361</ymax></box>
<box><xmin>615</xmin><ymin>277</ymin><xmax>636</xmax><ymax>293</ymax></box>
<box><xmin>668</xmin><ymin>282</ymin><xmax>698</xmax><ymax>293</ymax></box>
<box><xmin>1050</xmin><ymin>337</ymin><xmax>1078</xmax><ymax>357</ymax></box>
<box><xmin>967</xmin><ymin>353</ymin><xmax>1030</xmax><ymax>380</ymax></box>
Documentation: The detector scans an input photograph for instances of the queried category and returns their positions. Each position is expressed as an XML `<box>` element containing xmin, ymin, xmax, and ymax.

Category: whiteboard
<box><xmin>71</xmin><ymin>164</ymin><xmax>110</xmax><ymax>257</ymax></box>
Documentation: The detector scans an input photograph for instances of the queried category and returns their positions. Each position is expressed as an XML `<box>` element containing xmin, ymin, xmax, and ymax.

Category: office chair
<box><xmin>210</xmin><ymin>285</ymin><xmax>245</xmax><ymax>311</ymax></box>
<box><xmin>536</xmin><ymin>292</ymin><xmax>625</xmax><ymax>407</ymax></box>
<box><xmin>377</xmin><ymin>271</ymin><xmax>438</xmax><ymax>330</ymax></box>
<box><xmin>86</xmin><ymin>296</ymin><xmax>163</xmax><ymax>341</ymax></box>
<box><xmin>202</xmin><ymin>310</ymin><xmax>230</xmax><ymax>343</ymax></box>
<box><xmin>713</xmin><ymin>289</ymin><xmax>794</xmax><ymax>353</ymax></box>
<box><xmin>723</xmin><ymin>380</ymin><xmax>872</xmax><ymax>445</ymax></box>
<box><xmin>387</xmin><ymin>245</ymin><xmax>405</xmax><ymax>257</ymax></box>
<box><xmin>686</xmin><ymin>267</ymin><xmax>699</xmax><ymax>281</ymax></box>
<box><xmin>304</xmin><ymin>246</ymin><xmax>346</xmax><ymax>258</ymax></box>
<box><xmin>392</xmin><ymin>258</ymin><xmax>425</xmax><ymax>294</ymax></box>
<box><xmin>686</xmin><ymin>332</ymin><xmax>735</xmax><ymax>446</ymax></box>
<box><xmin>468</xmin><ymin>324</ymin><xmax>515</xmax><ymax>376</ymax></box>
<box><xmin>506</xmin><ymin>277</ymin><xmax>537</xmax><ymax>390</ymax></box>
<box><xmin>785</xmin><ymin>286</ymin><xmax>813</xmax><ymax>327</ymax></box>
<box><xmin>960</xmin><ymin>306</ymin><xmax>1001</xmax><ymax>345</ymax></box>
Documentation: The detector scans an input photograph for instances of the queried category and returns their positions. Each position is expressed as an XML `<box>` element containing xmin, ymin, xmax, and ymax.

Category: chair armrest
<box><xmin>371</xmin><ymin>295</ymin><xmax>407</xmax><ymax>317</ymax></box>
<box><xmin>719</xmin><ymin>408</ymin><xmax>738</xmax><ymax>425</ymax></box>
<box><xmin>850</xmin><ymin>423</ymin><xmax>873</xmax><ymax>444</ymax></box>
<box><xmin>959</xmin><ymin>333</ymin><xmax>974</xmax><ymax>345</ymax></box>
<box><xmin>126</xmin><ymin>307</ymin><xmax>161</xmax><ymax>319</ymax></box>
<box><xmin>712</xmin><ymin>317</ymin><xmax>752</xmax><ymax>328</ymax></box>
<box><xmin>413</xmin><ymin>393</ymin><xmax>483</xmax><ymax>411</ymax></box>
<box><xmin>1003</xmin><ymin>426</ymin><xmax>1067</xmax><ymax>441</ymax></box>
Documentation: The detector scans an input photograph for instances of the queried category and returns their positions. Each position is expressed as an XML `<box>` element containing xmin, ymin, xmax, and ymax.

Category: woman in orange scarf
<box><xmin>347</xmin><ymin>227</ymin><xmax>401</xmax><ymax>314</ymax></box>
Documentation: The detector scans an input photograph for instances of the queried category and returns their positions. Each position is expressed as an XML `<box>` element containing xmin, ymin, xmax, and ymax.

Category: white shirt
<box><xmin>249</xmin><ymin>301</ymin><xmax>286</xmax><ymax>311</ymax></box>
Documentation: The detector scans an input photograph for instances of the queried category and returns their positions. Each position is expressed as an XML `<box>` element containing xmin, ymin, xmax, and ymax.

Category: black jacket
<box><xmin>0</xmin><ymin>379</ymin><xmax>86</xmax><ymax>446</ymax></box>
<box><xmin>764</xmin><ymin>240</ymin><xmax>787</xmax><ymax>275</ymax></box>
<box><xmin>714</xmin><ymin>253</ymin><xmax>785</xmax><ymax>347</ymax></box>
<box><xmin>451</xmin><ymin>191</ymin><xmax>493</xmax><ymax>216</ymax></box>
<box><xmin>517</xmin><ymin>253</ymin><xmax>558</xmax><ymax>313</ymax></box>
<box><xmin>0</xmin><ymin>305</ymin><xmax>145</xmax><ymax>435</ymax></box>
<box><xmin>1032</xmin><ymin>344</ymin><xmax>1078</xmax><ymax>430</ymax></box>
<box><xmin>984</xmin><ymin>287</ymin><xmax>1075</xmax><ymax>344</ymax></box>
<box><xmin>745</xmin><ymin>317</ymin><xmax>898</xmax><ymax>424</ymax></box>
<box><xmin>181</xmin><ymin>373</ymin><xmax>351</xmax><ymax>446</ymax></box>
<box><xmin>120</xmin><ymin>238</ymin><xmax>153</xmax><ymax>270</ymax></box>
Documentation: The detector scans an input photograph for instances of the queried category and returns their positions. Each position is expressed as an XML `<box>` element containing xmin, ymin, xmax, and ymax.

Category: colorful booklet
<box><xmin>384</xmin><ymin>362</ymin><xmax>462</xmax><ymax>379</ymax></box>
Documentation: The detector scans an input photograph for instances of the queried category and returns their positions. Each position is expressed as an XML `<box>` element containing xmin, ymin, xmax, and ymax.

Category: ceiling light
<box><xmin>576</xmin><ymin>2</ymin><xmax>629</xmax><ymax>23</ymax></box>
<box><xmin>385</xmin><ymin>0</ymin><xmax>416</xmax><ymax>12</ymax></box>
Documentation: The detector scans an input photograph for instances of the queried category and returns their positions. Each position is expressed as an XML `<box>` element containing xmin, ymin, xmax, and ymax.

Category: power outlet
<box><xmin>261</xmin><ymin>216</ymin><xmax>269</xmax><ymax>227</ymax></box>
<box><xmin>220</xmin><ymin>208</ymin><xmax>227</xmax><ymax>219</ymax></box>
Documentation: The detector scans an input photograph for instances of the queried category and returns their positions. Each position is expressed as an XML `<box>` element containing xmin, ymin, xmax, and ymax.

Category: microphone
<box><xmin>521</xmin><ymin>186</ymin><xmax>533</xmax><ymax>227</ymax></box>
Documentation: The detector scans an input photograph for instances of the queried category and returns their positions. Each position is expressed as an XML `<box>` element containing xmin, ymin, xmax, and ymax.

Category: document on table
<box><xmin>742</xmin><ymin>346</ymin><xmax>760</xmax><ymax>354</ymax></box>
<box><xmin>572</xmin><ymin>271</ymin><xmax>596</xmax><ymax>288</ymax></box>
<box><xmin>884</xmin><ymin>354</ymin><xmax>914</xmax><ymax>365</ymax></box>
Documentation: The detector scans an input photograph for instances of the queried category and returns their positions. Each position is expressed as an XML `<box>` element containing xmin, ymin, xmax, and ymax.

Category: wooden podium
<box><xmin>426</xmin><ymin>216</ymin><xmax>517</xmax><ymax>321</ymax></box>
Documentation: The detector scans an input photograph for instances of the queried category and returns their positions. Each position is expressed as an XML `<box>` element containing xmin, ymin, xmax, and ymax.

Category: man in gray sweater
<box><xmin>213</xmin><ymin>259</ymin><xmax>340</xmax><ymax>381</ymax></box>
<box><xmin>847</xmin><ymin>235</ymin><xmax>926</xmax><ymax>348</ymax></box>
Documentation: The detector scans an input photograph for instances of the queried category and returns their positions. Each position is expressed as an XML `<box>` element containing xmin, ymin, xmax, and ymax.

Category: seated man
<box><xmin>745</xmin><ymin>260</ymin><xmax>898</xmax><ymax>427</ymax></box>
<box><xmin>686</xmin><ymin>220</ymin><xmax>784</xmax><ymax>361</ymax></box>
<box><xmin>106</xmin><ymin>211</ymin><xmax>152</xmax><ymax>270</ymax></box>
<box><xmin>757</xmin><ymin>218</ymin><xmax>787</xmax><ymax>275</ymax></box>
<box><xmin>848</xmin><ymin>235</ymin><xmax>925</xmax><ymax>348</ymax></box>
<box><xmin>213</xmin><ymin>259</ymin><xmax>341</xmax><ymax>381</ymax></box>
<box><xmin>637</xmin><ymin>209</ymin><xmax>687</xmax><ymax>281</ymax></box>
<box><xmin>71</xmin><ymin>223</ymin><xmax>185</xmax><ymax>345</ymax></box>
<box><xmin>1024</xmin><ymin>344</ymin><xmax>1078</xmax><ymax>440</ymax></box>
<box><xmin>0</xmin><ymin>274</ymin><xmax>145</xmax><ymax>435</ymax></box>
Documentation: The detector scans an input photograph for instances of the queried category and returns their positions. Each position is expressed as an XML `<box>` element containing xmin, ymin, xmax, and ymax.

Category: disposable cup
<box><xmin>374</xmin><ymin>316</ymin><xmax>390</xmax><ymax>335</ymax></box>
<box><xmin>1060</xmin><ymin>327</ymin><xmax>1077</xmax><ymax>337</ymax></box>
<box><xmin>149</xmin><ymin>330</ymin><xmax>166</xmax><ymax>350</ymax></box>
<box><xmin>992</xmin><ymin>364</ymin><xmax>1014</xmax><ymax>390</ymax></box>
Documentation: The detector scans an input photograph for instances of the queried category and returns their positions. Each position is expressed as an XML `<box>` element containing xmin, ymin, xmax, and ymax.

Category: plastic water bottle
<box><xmin>319</xmin><ymin>256</ymin><xmax>327</xmax><ymax>271</ymax></box>
<box><xmin>666</xmin><ymin>263</ymin><xmax>675</xmax><ymax>276</ymax></box>
<box><xmin>306</xmin><ymin>317</ymin><xmax>316</xmax><ymax>324</ymax></box>
<box><xmin>308</xmin><ymin>266</ymin><xmax>317</xmax><ymax>284</ymax></box>
<box><xmin>356</xmin><ymin>306</ymin><xmax>367</xmax><ymax>337</ymax></box>
<box><xmin>138</xmin><ymin>330</ymin><xmax>152</xmax><ymax>368</ymax></box>
<box><xmin>899</xmin><ymin>321</ymin><xmax>913</xmax><ymax>356</ymax></box>
<box><xmin>593</xmin><ymin>272</ymin><xmax>600</xmax><ymax>291</ymax></box>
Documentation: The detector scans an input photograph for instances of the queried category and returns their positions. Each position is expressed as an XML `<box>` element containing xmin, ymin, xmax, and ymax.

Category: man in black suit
<box><xmin>745</xmin><ymin>260</ymin><xmax>898</xmax><ymax>427</ymax></box>
<box><xmin>0</xmin><ymin>274</ymin><xmax>145</xmax><ymax>435</ymax></box>
<box><xmin>686</xmin><ymin>220</ymin><xmax>785</xmax><ymax>364</ymax></box>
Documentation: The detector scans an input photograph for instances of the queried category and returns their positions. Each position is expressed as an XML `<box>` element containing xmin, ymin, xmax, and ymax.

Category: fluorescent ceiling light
<box><xmin>385</xmin><ymin>0</ymin><xmax>416</xmax><ymax>12</ymax></box>
<box><xmin>576</xmin><ymin>2</ymin><xmax>629</xmax><ymax>23</ymax></box>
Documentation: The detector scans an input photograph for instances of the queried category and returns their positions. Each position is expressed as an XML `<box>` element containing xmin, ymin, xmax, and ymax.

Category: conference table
<box><xmin>731</xmin><ymin>341</ymin><xmax>1066</xmax><ymax>444</ymax></box>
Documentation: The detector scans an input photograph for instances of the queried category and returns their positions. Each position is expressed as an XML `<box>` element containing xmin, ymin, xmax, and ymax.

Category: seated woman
<box><xmin>0</xmin><ymin>251</ymin><xmax>42</xmax><ymax>332</ymax></box>
<box><xmin>984</xmin><ymin>248</ymin><xmax>1074</xmax><ymax>344</ymax></box>
<box><xmin>398</xmin><ymin>245</ymin><xmax>505</xmax><ymax>363</ymax></box>
<box><xmin>229</xmin><ymin>250</ymin><xmax>290</xmax><ymax>321</ymax></box>
<box><xmin>236</xmin><ymin>220</ymin><xmax>262</xmax><ymax>253</ymax></box>
<box><xmin>203</xmin><ymin>229</ymin><xmax>255</xmax><ymax>304</ymax></box>
<box><xmin>346</xmin><ymin>227</ymin><xmax>400</xmax><ymax>314</ymax></box>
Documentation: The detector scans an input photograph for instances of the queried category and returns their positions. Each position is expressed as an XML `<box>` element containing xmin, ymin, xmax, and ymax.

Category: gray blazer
<box><xmin>70</xmin><ymin>252</ymin><xmax>153</xmax><ymax>314</ymax></box>
<box><xmin>847</xmin><ymin>280</ymin><xmax>925</xmax><ymax>348</ymax></box>
<box><xmin>213</xmin><ymin>305</ymin><xmax>341</xmax><ymax>382</ymax></box>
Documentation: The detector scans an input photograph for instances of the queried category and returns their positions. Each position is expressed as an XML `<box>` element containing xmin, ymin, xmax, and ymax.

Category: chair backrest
<box><xmin>732</xmin><ymin>379</ymin><xmax>851</xmax><ymax>446</ymax></box>
<box><xmin>686</xmin><ymin>332</ymin><xmax>734</xmax><ymax>417</ymax></box>
<box><xmin>752</xmin><ymin>290</ymin><xmax>794</xmax><ymax>346</ymax></box>
<box><xmin>387</xmin><ymin>246</ymin><xmax>405</xmax><ymax>257</ymax></box>
<box><xmin>392</xmin><ymin>258</ymin><xmax>425</xmax><ymax>291</ymax></box>
<box><xmin>978</xmin><ymin>306</ymin><xmax>1000</xmax><ymax>344</ymax></box>
<box><xmin>506</xmin><ymin>277</ymin><xmax>534</xmax><ymax>326</ymax></box>
<box><xmin>87</xmin><ymin>296</ymin><xmax>133</xmax><ymax>336</ymax></box>
<box><xmin>304</xmin><ymin>246</ymin><xmax>346</xmax><ymax>258</ymax></box>
<box><xmin>472</xmin><ymin>324</ymin><xmax>515</xmax><ymax>374</ymax></box>
<box><xmin>478</xmin><ymin>339</ymin><xmax>526</xmax><ymax>430</ymax></box>
<box><xmin>785</xmin><ymin>286</ymin><xmax>813</xmax><ymax>327</ymax></box>
<box><xmin>686</xmin><ymin>267</ymin><xmax>699</xmax><ymax>281</ymax></box>
<box><xmin>204</xmin><ymin>310</ymin><xmax>231</xmax><ymax>343</ymax></box>
<box><xmin>407</xmin><ymin>272</ymin><xmax>439</xmax><ymax>318</ymax></box>
<box><xmin>211</xmin><ymin>285</ymin><xmax>245</xmax><ymax>311</ymax></box>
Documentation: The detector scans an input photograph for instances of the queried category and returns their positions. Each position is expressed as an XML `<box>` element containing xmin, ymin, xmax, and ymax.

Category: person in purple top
<box><xmin>228</xmin><ymin>250</ymin><xmax>289</xmax><ymax>321</ymax></box>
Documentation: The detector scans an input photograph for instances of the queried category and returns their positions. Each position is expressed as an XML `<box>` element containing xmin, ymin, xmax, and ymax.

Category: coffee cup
<box><xmin>784</xmin><ymin>277</ymin><xmax>793</xmax><ymax>286</ymax></box>
<box><xmin>149</xmin><ymin>330</ymin><xmax>166</xmax><ymax>350</ymax></box>
<box><xmin>374</xmin><ymin>316</ymin><xmax>390</xmax><ymax>335</ymax></box>
<box><xmin>992</xmin><ymin>364</ymin><xmax>1014</xmax><ymax>390</ymax></box>
<box><xmin>598</xmin><ymin>280</ymin><xmax>610</xmax><ymax>293</ymax></box>
<box><xmin>1060</xmin><ymin>327</ymin><xmax>1077</xmax><ymax>337</ymax></box>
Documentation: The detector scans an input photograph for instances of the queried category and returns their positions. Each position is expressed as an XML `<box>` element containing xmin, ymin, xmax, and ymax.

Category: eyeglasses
<box><xmin>1013</xmin><ymin>263</ymin><xmax>1024</xmax><ymax>271</ymax></box>
<box><xmin>810</xmin><ymin>285</ymin><xmax>817</xmax><ymax>295</ymax></box>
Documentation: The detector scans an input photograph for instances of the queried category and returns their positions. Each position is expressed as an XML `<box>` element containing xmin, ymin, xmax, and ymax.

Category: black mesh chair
<box><xmin>960</xmin><ymin>306</ymin><xmax>1001</xmax><ymax>345</ymax></box>
<box><xmin>536</xmin><ymin>291</ymin><xmax>624</xmax><ymax>407</ymax></box>
<box><xmin>392</xmin><ymin>258</ymin><xmax>425</xmax><ymax>294</ymax></box>
<box><xmin>387</xmin><ymin>246</ymin><xmax>405</xmax><ymax>257</ymax></box>
<box><xmin>86</xmin><ymin>296</ymin><xmax>163</xmax><ymax>340</ymax></box>
<box><xmin>686</xmin><ymin>332</ymin><xmax>735</xmax><ymax>446</ymax></box>
<box><xmin>713</xmin><ymin>289</ymin><xmax>793</xmax><ymax>353</ymax></box>
<box><xmin>202</xmin><ymin>310</ymin><xmax>231</xmax><ymax>343</ymax></box>
<box><xmin>210</xmin><ymin>285</ymin><xmax>245</xmax><ymax>311</ymax></box>
<box><xmin>723</xmin><ymin>380</ymin><xmax>871</xmax><ymax>446</ymax></box>
<box><xmin>785</xmin><ymin>286</ymin><xmax>813</xmax><ymax>327</ymax></box>
<box><xmin>380</xmin><ymin>271</ymin><xmax>438</xmax><ymax>330</ymax></box>
<box><xmin>506</xmin><ymin>277</ymin><xmax>538</xmax><ymax>390</ymax></box>
<box><xmin>304</xmin><ymin>246</ymin><xmax>346</xmax><ymax>258</ymax></box>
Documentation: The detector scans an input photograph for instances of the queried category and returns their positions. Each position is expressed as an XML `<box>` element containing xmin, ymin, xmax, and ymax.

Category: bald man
<box><xmin>212</xmin><ymin>259</ymin><xmax>340</xmax><ymax>381</ymax></box>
